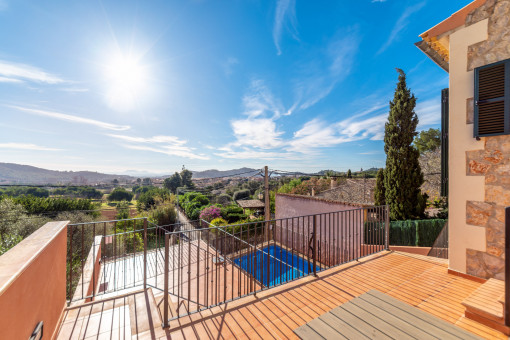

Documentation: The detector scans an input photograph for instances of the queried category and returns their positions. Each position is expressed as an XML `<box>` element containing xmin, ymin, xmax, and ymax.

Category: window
<box><xmin>474</xmin><ymin>58</ymin><xmax>510</xmax><ymax>138</ymax></box>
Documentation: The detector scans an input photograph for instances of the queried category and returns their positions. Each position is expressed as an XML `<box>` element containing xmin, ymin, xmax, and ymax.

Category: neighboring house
<box><xmin>236</xmin><ymin>199</ymin><xmax>265</xmax><ymax>216</ymax></box>
<box><xmin>417</xmin><ymin>0</ymin><xmax>510</xmax><ymax>281</ymax></box>
<box><xmin>316</xmin><ymin>178</ymin><xmax>376</xmax><ymax>205</ymax></box>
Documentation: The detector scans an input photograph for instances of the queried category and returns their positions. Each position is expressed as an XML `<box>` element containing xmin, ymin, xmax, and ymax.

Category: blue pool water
<box><xmin>234</xmin><ymin>245</ymin><xmax>321</xmax><ymax>287</ymax></box>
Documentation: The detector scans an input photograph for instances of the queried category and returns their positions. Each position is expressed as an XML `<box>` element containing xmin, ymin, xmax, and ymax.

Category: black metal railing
<box><xmin>160</xmin><ymin>205</ymin><xmax>389</xmax><ymax>326</ymax></box>
<box><xmin>427</xmin><ymin>221</ymin><xmax>448</xmax><ymax>259</ymax></box>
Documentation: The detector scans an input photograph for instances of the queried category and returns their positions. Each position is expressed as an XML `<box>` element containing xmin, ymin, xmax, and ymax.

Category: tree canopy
<box><xmin>414</xmin><ymin>128</ymin><xmax>441</xmax><ymax>154</ymax></box>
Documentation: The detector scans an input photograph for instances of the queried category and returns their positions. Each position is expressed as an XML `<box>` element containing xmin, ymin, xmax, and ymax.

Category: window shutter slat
<box><xmin>475</xmin><ymin>60</ymin><xmax>507</xmax><ymax>137</ymax></box>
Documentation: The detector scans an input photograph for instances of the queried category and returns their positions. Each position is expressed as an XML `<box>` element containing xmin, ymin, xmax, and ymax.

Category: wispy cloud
<box><xmin>371</xmin><ymin>0</ymin><xmax>387</xmax><ymax>2</ymax></box>
<box><xmin>0</xmin><ymin>76</ymin><xmax>22</xmax><ymax>83</ymax></box>
<box><xmin>9</xmin><ymin>105</ymin><xmax>131</xmax><ymax>131</ymax></box>
<box><xmin>295</xmin><ymin>29</ymin><xmax>360</xmax><ymax>110</ymax></box>
<box><xmin>0</xmin><ymin>60</ymin><xmax>65</xmax><ymax>84</ymax></box>
<box><xmin>416</xmin><ymin>97</ymin><xmax>440</xmax><ymax>129</ymax></box>
<box><xmin>107</xmin><ymin>134</ymin><xmax>210</xmax><ymax>160</ymax></box>
<box><xmin>222</xmin><ymin>57</ymin><xmax>239</xmax><ymax>76</ymax></box>
<box><xmin>377</xmin><ymin>1</ymin><xmax>426</xmax><ymax>55</ymax></box>
<box><xmin>61</xmin><ymin>87</ymin><xmax>89</xmax><ymax>93</ymax></box>
<box><xmin>273</xmin><ymin>0</ymin><xmax>298</xmax><ymax>55</ymax></box>
<box><xmin>0</xmin><ymin>142</ymin><xmax>62</xmax><ymax>151</ymax></box>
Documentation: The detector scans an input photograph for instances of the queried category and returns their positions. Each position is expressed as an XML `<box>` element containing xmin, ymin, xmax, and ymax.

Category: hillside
<box><xmin>192</xmin><ymin>167</ymin><xmax>259</xmax><ymax>179</ymax></box>
<box><xmin>0</xmin><ymin>163</ymin><xmax>135</xmax><ymax>185</ymax></box>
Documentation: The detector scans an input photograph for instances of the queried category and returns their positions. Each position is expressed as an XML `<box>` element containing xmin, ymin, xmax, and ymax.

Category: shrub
<box><xmin>199</xmin><ymin>206</ymin><xmax>222</xmax><ymax>222</ymax></box>
<box><xmin>108</xmin><ymin>188</ymin><xmax>133</xmax><ymax>202</ymax></box>
<box><xmin>210</xmin><ymin>217</ymin><xmax>228</xmax><ymax>227</ymax></box>
<box><xmin>148</xmin><ymin>204</ymin><xmax>177</xmax><ymax>226</ymax></box>
<box><xmin>233</xmin><ymin>189</ymin><xmax>250</xmax><ymax>201</ymax></box>
<box><xmin>214</xmin><ymin>194</ymin><xmax>232</xmax><ymax>205</ymax></box>
<box><xmin>137</xmin><ymin>188</ymin><xmax>171</xmax><ymax>211</ymax></box>
<box><xmin>364</xmin><ymin>218</ymin><xmax>447</xmax><ymax>247</ymax></box>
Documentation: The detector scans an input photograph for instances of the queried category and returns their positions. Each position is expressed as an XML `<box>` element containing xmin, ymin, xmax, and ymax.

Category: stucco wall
<box><xmin>274</xmin><ymin>194</ymin><xmax>378</xmax><ymax>266</ymax></box>
<box><xmin>0</xmin><ymin>221</ymin><xmax>69</xmax><ymax>340</ymax></box>
<box><xmin>449</xmin><ymin>0</ymin><xmax>510</xmax><ymax>279</ymax></box>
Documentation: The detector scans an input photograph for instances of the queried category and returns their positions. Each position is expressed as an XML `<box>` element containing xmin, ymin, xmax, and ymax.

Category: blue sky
<box><xmin>0</xmin><ymin>0</ymin><xmax>463</xmax><ymax>175</ymax></box>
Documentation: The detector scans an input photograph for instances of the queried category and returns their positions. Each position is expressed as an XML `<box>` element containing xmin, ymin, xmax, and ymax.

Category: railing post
<box><xmin>313</xmin><ymin>215</ymin><xmax>317</xmax><ymax>277</ymax></box>
<box><xmin>385</xmin><ymin>205</ymin><xmax>390</xmax><ymax>251</ymax></box>
<box><xmin>163</xmin><ymin>233</ymin><xmax>170</xmax><ymax>328</ymax></box>
<box><xmin>143</xmin><ymin>218</ymin><xmax>147</xmax><ymax>290</ymax></box>
<box><xmin>505</xmin><ymin>207</ymin><xmax>510</xmax><ymax>327</ymax></box>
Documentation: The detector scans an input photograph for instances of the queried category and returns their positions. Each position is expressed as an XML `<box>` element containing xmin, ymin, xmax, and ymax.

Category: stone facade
<box><xmin>464</xmin><ymin>0</ymin><xmax>510</xmax><ymax>279</ymax></box>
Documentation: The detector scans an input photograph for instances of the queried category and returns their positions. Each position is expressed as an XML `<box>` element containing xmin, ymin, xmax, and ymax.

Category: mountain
<box><xmin>0</xmin><ymin>163</ymin><xmax>136</xmax><ymax>185</ymax></box>
<box><xmin>192</xmin><ymin>167</ymin><xmax>260</xmax><ymax>179</ymax></box>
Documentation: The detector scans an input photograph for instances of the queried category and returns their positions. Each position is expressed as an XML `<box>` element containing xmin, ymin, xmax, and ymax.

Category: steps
<box><xmin>128</xmin><ymin>288</ymin><xmax>164</xmax><ymax>339</ymax></box>
<box><xmin>462</xmin><ymin>278</ymin><xmax>510</xmax><ymax>335</ymax></box>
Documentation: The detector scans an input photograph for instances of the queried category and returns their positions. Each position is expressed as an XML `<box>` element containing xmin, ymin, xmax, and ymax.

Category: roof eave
<box><xmin>415</xmin><ymin>40</ymin><xmax>449</xmax><ymax>73</ymax></box>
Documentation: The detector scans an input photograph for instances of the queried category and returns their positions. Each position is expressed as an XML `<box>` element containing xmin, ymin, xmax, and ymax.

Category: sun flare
<box><xmin>105</xmin><ymin>54</ymin><xmax>148</xmax><ymax>112</ymax></box>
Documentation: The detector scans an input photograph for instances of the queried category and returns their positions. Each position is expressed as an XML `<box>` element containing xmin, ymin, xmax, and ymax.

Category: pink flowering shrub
<box><xmin>199</xmin><ymin>205</ymin><xmax>222</xmax><ymax>222</ymax></box>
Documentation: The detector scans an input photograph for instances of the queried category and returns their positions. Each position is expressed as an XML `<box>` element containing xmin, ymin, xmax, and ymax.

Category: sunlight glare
<box><xmin>105</xmin><ymin>54</ymin><xmax>148</xmax><ymax>112</ymax></box>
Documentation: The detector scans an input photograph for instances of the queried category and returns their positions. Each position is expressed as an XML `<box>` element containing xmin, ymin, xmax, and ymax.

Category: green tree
<box><xmin>112</xmin><ymin>179</ymin><xmax>119</xmax><ymax>186</ymax></box>
<box><xmin>414</xmin><ymin>128</ymin><xmax>441</xmax><ymax>154</ymax></box>
<box><xmin>347</xmin><ymin>169</ymin><xmax>352</xmax><ymax>178</ymax></box>
<box><xmin>142</xmin><ymin>178</ymin><xmax>152</xmax><ymax>186</ymax></box>
<box><xmin>108</xmin><ymin>187</ymin><xmax>133</xmax><ymax>202</ymax></box>
<box><xmin>180</xmin><ymin>169</ymin><xmax>194</xmax><ymax>189</ymax></box>
<box><xmin>164</xmin><ymin>172</ymin><xmax>182</xmax><ymax>193</ymax></box>
<box><xmin>383</xmin><ymin>69</ymin><xmax>426</xmax><ymax>220</ymax></box>
<box><xmin>374</xmin><ymin>168</ymin><xmax>386</xmax><ymax>206</ymax></box>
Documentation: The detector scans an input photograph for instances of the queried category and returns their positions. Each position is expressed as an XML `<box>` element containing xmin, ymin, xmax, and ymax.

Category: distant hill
<box><xmin>0</xmin><ymin>163</ymin><xmax>136</xmax><ymax>185</ymax></box>
<box><xmin>192</xmin><ymin>167</ymin><xmax>260</xmax><ymax>179</ymax></box>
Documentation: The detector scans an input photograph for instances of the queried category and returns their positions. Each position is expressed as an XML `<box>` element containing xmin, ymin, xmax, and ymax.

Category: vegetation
<box><xmin>180</xmin><ymin>169</ymin><xmax>194</xmax><ymax>189</ymax></box>
<box><xmin>0</xmin><ymin>186</ymin><xmax>49</xmax><ymax>197</ymax></box>
<box><xmin>1</xmin><ymin>195</ymin><xmax>98</xmax><ymax>215</ymax></box>
<box><xmin>414</xmin><ymin>128</ymin><xmax>441</xmax><ymax>154</ymax></box>
<box><xmin>347</xmin><ymin>169</ymin><xmax>352</xmax><ymax>178</ymax></box>
<box><xmin>107</xmin><ymin>187</ymin><xmax>134</xmax><ymax>202</ymax></box>
<box><xmin>383</xmin><ymin>69</ymin><xmax>426</xmax><ymax>220</ymax></box>
<box><xmin>53</xmin><ymin>186</ymin><xmax>102</xmax><ymax>199</ymax></box>
<box><xmin>374</xmin><ymin>169</ymin><xmax>385</xmax><ymax>206</ymax></box>
<box><xmin>233</xmin><ymin>189</ymin><xmax>250</xmax><ymax>201</ymax></box>
<box><xmin>199</xmin><ymin>206</ymin><xmax>221</xmax><ymax>222</ymax></box>
<box><xmin>164</xmin><ymin>172</ymin><xmax>182</xmax><ymax>193</ymax></box>
<box><xmin>178</xmin><ymin>192</ymin><xmax>210</xmax><ymax>220</ymax></box>
<box><xmin>137</xmin><ymin>188</ymin><xmax>171</xmax><ymax>211</ymax></box>
<box><xmin>364</xmin><ymin>219</ymin><xmax>447</xmax><ymax>247</ymax></box>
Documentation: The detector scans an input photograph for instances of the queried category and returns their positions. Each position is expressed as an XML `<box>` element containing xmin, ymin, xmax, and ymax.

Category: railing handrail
<box><xmin>69</xmin><ymin>217</ymin><xmax>147</xmax><ymax>226</ymax></box>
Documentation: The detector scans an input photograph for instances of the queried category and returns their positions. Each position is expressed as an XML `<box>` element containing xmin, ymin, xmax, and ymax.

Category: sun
<box><xmin>104</xmin><ymin>54</ymin><xmax>148</xmax><ymax>112</ymax></box>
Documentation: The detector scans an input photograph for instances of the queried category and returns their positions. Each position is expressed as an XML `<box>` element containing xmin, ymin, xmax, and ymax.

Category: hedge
<box><xmin>364</xmin><ymin>219</ymin><xmax>447</xmax><ymax>247</ymax></box>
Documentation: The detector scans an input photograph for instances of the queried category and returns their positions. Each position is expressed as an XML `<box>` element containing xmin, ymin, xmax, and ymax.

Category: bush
<box><xmin>137</xmin><ymin>188</ymin><xmax>171</xmax><ymax>211</ymax></box>
<box><xmin>199</xmin><ymin>206</ymin><xmax>222</xmax><ymax>222</ymax></box>
<box><xmin>4</xmin><ymin>195</ymin><xmax>99</xmax><ymax>215</ymax></box>
<box><xmin>148</xmin><ymin>204</ymin><xmax>177</xmax><ymax>226</ymax></box>
<box><xmin>178</xmin><ymin>192</ymin><xmax>210</xmax><ymax>220</ymax></box>
<box><xmin>210</xmin><ymin>217</ymin><xmax>228</xmax><ymax>227</ymax></box>
<box><xmin>214</xmin><ymin>194</ymin><xmax>232</xmax><ymax>205</ymax></box>
<box><xmin>233</xmin><ymin>189</ymin><xmax>250</xmax><ymax>201</ymax></box>
<box><xmin>108</xmin><ymin>188</ymin><xmax>133</xmax><ymax>202</ymax></box>
<box><xmin>364</xmin><ymin>218</ymin><xmax>447</xmax><ymax>247</ymax></box>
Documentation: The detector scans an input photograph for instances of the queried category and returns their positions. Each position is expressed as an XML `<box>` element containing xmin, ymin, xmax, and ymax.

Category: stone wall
<box><xmin>465</xmin><ymin>0</ymin><xmax>510</xmax><ymax>279</ymax></box>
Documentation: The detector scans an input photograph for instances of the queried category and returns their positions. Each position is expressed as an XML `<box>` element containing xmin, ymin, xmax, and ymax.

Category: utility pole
<box><xmin>264</xmin><ymin>166</ymin><xmax>270</xmax><ymax>222</ymax></box>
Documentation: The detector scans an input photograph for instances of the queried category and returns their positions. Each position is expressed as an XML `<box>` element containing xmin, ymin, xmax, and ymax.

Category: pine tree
<box><xmin>383</xmin><ymin>69</ymin><xmax>426</xmax><ymax>220</ymax></box>
<box><xmin>374</xmin><ymin>168</ymin><xmax>385</xmax><ymax>206</ymax></box>
<box><xmin>347</xmin><ymin>169</ymin><xmax>352</xmax><ymax>178</ymax></box>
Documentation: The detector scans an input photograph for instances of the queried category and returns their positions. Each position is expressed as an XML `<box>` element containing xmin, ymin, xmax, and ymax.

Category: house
<box><xmin>236</xmin><ymin>199</ymin><xmax>265</xmax><ymax>216</ymax></box>
<box><xmin>416</xmin><ymin>0</ymin><xmax>510</xmax><ymax>332</ymax></box>
<box><xmin>3</xmin><ymin>1</ymin><xmax>510</xmax><ymax>339</ymax></box>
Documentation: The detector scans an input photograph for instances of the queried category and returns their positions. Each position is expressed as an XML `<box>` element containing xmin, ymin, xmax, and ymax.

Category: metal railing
<box><xmin>65</xmin><ymin>205</ymin><xmax>390</xmax><ymax>325</ymax></box>
<box><xmin>161</xmin><ymin>205</ymin><xmax>389</xmax><ymax>326</ymax></box>
<box><xmin>427</xmin><ymin>221</ymin><xmax>448</xmax><ymax>259</ymax></box>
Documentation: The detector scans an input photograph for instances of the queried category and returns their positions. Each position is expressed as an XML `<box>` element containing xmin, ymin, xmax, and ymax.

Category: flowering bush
<box><xmin>199</xmin><ymin>205</ymin><xmax>222</xmax><ymax>222</ymax></box>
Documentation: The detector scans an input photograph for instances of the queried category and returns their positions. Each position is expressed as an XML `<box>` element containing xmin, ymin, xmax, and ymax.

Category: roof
<box><xmin>415</xmin><ymin>0</ymin><xmax>486</xmax><ymax>72</ymax></box>
<box><xmin>276</xmin><ymin>192</ymin><xmax>369</xmax><ymax>208</ymax></box>
<box><xmin>236</xmin><ymin>199</ymin><xmax>265</xmax><ymax>209</ymax></box>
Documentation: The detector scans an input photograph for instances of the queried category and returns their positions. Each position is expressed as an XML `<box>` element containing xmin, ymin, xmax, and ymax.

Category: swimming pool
<box><xmin>233</xmin><ymin>245</ymin><xmax>321</xmax><ymax>287</ymax></box>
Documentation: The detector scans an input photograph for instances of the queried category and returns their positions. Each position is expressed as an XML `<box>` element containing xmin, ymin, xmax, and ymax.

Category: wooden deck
<box><xmin>57</xmin><ymin>251</ymin><xmax>509</xmax><ymax>339</ymax></box>
<box><xmin>295</xmin><ymin>290</ymin><xmax>483</xmax><ymax>339</ymax></box>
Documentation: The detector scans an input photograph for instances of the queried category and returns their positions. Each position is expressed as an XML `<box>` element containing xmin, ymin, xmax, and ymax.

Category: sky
<box><xmin>0</xmin><ymin>0</ymin><xmax>463</xmax><ymax>175</ymax></box>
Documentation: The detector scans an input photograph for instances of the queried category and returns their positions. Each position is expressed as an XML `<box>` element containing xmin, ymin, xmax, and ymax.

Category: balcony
<box><xmin>0</xmin><ymin>207</ymin><xmax>507</xmax><ymax>339</ymax></box>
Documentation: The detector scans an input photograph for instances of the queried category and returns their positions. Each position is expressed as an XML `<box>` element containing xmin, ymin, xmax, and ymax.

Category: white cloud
<box><xmin>9</xmin><ymin>105</ymin><xmax>131</xmax><ymax>131</ymax></box>
<box><xmin>61</xmin><ymin>87</ymin><xmax>89</xmax><ymax>93</ymax></box>
<box><xmin>107</xmin><ymin>133</ymin><xmax>209</xmax><ymax>160</ymax></box>
<box><xmin>377</xmin><ymin>2</ymin><xmax>426</xmax><ymax>54</ymax></box>
<box><xmin>371</xmin><ymin>0</ymin><xmax>387</xmax><ymax>2</ymax></box>
<box><xmin>0</xmin><ymin>142</ymin><xmax>62</xmax><ymax>151</ymax></box>
<box><xmin>273</xmin><ymin>0</ymin><xmax>298</xmax><ymax>55</ymax></box>
<box><xmin>0</xmin><ymin>60</ymin><xmax>65</xmax><ymax>84</ymax></box>
<box><xmin>416</xmin><ymin>97</ymin><xmax>441</xmax><ymax>129</ymax></box>
<box><xmin>231</xmin><ymin>118</ymin><xmax>284</xmax><ymax>149</ymax></box>
<box><xmin>0</xmin><ymin>76</ymin><xmax>22</xmax><ymax>83</ymax></box>
<box><xmin>295</xmin><ymin>30</ymin><xmax>360</xmax><ymax>110</ymax></box>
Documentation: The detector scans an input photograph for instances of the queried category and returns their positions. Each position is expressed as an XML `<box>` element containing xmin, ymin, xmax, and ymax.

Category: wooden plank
<box><xmin>294</xmin><ymin>324</ymin><xmax>324</xmax><ymax>340</ymax></box>
<box><xmin>350</xmin><ymin>296</ymin><xmax>436</xmax><ymax>339</ymax></box>
<box><xmin>367</xmin><ymin>290</ymin><xmax>482</xmax><ymax>340</ymax></box>
<box><xmin>337</xmin><ymin>301</ymin><xmax>412</xmax><ymax>339</ymax></box>
<box><xmin>318</xmin><ymin>312</ymin><xmax>369</xmax><ymax>339</ymax></box>
<box><xmin>329</xmin><ymin>305</ymin><xmax>392</xmax><ymax>340</ymax></box>
<box><xmin>359</xmin><ymin>291</ymin><xmax>461</xmax><ymax>340</ymax></box>
<box><xmin>306</xmin><ymin>318</ymin><xmax>347</xmax><ymax>339</ymax></box>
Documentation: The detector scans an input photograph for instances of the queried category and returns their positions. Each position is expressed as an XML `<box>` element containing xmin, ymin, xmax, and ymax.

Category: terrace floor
<box><xmin>57</xmin><ymin>251</ymin><xmax>508</xmax><ymax>339</ymax></box>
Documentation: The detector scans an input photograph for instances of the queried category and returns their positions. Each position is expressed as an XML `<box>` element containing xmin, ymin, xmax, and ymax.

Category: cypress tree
<box><xmin>374</xmin><ymin>168</ymin><xmax>385</xmax><ymax>206</ymax></box>
<box><xmin>383</xmin><ymin>69</ymin><xmax>426</xmax><ymax>220</ymax></box>
<box><xmin>347</xmin><ymin>169</ymin><xmax>352</xmax><ymax>178</ymax></box>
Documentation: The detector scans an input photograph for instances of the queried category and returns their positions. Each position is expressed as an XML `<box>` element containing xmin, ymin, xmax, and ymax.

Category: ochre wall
<box><xmin>0</xmin><ymin>221</ymin><xmax>68</xmax><ymax>340</ymax></box>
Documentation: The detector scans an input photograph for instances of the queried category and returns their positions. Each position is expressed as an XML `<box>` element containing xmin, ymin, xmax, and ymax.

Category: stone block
<box><xmin>466</xmin><ymin>97</ymin><xmax>474</xmax><ymax>124</ymax></box>
<box><xmin>486</xmin><ymin>185</ymin><xmax>510</xmax><ymax>205</ymax></box>
<box><xmin>466</xmin><ymin>200</ymin><xmax>492</xmax><ymax>226</ymax></box>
